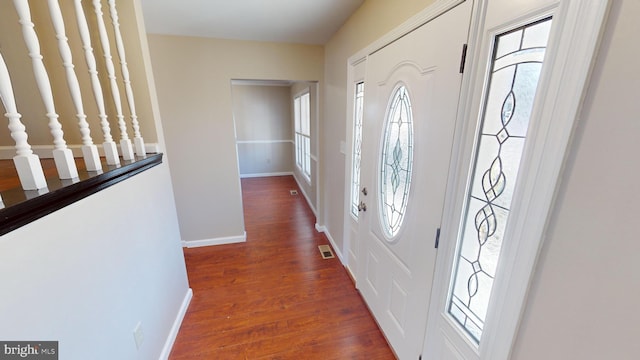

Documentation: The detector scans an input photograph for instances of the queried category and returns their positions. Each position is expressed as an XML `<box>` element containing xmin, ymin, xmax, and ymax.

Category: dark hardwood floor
<box><xmin>169</xmin><ymin>176</ymin><xmax>395</xmax><ymax>359</ymax></box>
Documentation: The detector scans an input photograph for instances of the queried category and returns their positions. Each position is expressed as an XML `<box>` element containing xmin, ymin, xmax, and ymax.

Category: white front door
<box><xmin>356</xmin><ymin>2</ymin><xmax>472</xmax><ymax>359</ymax></box>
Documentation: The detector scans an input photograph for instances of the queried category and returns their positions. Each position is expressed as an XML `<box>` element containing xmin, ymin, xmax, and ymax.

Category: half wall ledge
<box><xmin>0</xmin><ymin>153</ymin><xmax>163</xmax><ymax>236</ymax></box>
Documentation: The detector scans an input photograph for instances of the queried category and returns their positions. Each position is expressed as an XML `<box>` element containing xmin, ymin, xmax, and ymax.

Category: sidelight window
<box><xmin>351</xmin><ymin>82</ymin><xmax>365</xmax><ymax>217</ymax></box>
<box><xmin>447</xmin><ymin>18</ymin><xmax>553</xmax><ymax>343</ymax></box>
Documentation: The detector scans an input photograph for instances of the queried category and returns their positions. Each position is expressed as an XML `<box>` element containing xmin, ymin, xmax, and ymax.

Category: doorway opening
<box><xmin>231</xmin><ymin>79</ymin><xmax>320</xmax><ymax>219</ymax></box>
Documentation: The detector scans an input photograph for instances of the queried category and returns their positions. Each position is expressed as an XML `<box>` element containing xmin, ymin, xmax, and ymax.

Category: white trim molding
<box><xmin>235</xmin><ymin>139</ymin><xmax>293</xmax><ymax>144</ymax></box>
<box><xmin>181</xmin><ymin>232</ymin><xmax>247</xmax><ymax>248</ymax></box>
<box><xmin>159</xmin><ymin>288</ymin><xmax>192</xmax><ymax>360</ymax></box>
<box><xmin>231</xmin><ymin>79</ymin><xmax>293</xmax><ymax>87</ymax></box>
<box><xmin>240</xmin><ymin>171</ymin><xmax>293</xmax><ymax>179</ymax></box>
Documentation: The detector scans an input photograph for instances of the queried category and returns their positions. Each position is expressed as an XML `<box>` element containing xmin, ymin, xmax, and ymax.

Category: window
<box><xmin>350</xmin><ymin>82</ymin><xmax>365</xmax><ymax>217</ymax></box>
<box><xmin>447</xmin><ymin>18</ymin><xmax>553</xmax><ymax>343</ymax></box>
<box><xmin>379</xmin><ymin>84</ymin><xmax>414</xmax><ymax>238</ymax></box>
<box><xmin>294</xmin><ymin>92</ymin><xmax>311</xmax><ymax>181</ymax></box>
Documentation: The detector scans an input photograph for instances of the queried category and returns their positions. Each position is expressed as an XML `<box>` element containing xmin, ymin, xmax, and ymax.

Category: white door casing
<box><xmin>356</xmin><ymin>2</ymin><xmax>473</xmax><ymax>359</ymax></box>
<box><xmin>423</xmin><ymin>0</ymin><xmax>610</xmax><ymax>359</ymax></box>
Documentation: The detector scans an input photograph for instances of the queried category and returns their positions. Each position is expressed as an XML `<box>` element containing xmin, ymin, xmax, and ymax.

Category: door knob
<box><xmin>358</xmin><ymin>201</ymin><xmax>367</xmax><ymax>212</ymax></box>
<box><xmin>361</xmin><ymin>187</ymin><xmax>368</xmax><ymax>196</ymax></box>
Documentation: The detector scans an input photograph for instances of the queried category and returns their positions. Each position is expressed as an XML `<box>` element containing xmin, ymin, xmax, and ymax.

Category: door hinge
<box><xmin>459</xmin><ymin>43</ymin><xmax>468</xmax><ymax>73</ymax></box>
<box><xmin>434</xmin><ymin>227</ymin><xmax>441</xmax><ymax>249</ymax></box>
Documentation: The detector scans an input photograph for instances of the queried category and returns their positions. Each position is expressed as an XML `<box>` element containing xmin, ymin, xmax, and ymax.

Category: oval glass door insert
<box><xmin>379</xmin><ymin>84</ymin><xmax>414</xmax><ymax>238</ymax></box>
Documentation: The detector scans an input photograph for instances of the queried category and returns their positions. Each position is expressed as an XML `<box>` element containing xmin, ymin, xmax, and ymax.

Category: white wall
<box><xmin>232</xmin><ymin>84</ymin><xmax>294</xmax><ymax>176</ymax></box>
<box><xmin>147</xmin><ymin>35</ymin><xmax>323</xmax><ymax>242</ymax></box>
<box><xmin>510</xmin><ymin>1</ymin><xmax>640</xmax><ymax>358</ymax></box>
<box><xmin>0</xmin><ymin>163</ymin><xmax>190</xmax><ymax>360</ymax></box>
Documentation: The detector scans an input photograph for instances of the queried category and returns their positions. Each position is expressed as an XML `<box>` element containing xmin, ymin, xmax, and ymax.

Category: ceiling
<box><xmin>139</xmin><ymin>0</ymin><xmax>364</xmax><ymax>45</ymax></box>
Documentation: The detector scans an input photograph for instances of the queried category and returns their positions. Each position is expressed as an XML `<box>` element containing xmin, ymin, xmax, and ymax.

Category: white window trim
<box><xmin>424</xmin><ymin>0</ymin><xmax>611</xmax><ymax>359</ymax></box>
<box><xmin>294</xmin><ymin>90</ymin><xmax>311</xmax><ymax>183</ymax></box>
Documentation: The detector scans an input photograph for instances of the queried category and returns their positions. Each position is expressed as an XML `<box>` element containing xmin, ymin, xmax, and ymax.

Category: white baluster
<box><xmin>13</xmin><ymin>0</ymin><xmax>78</xmax><ymax>179</ymax></box>
<box><xmin>73</xmin><ymin>0</ymin><xmax>119</xmax><ymax>166</ymax></box>
<box><xmin>0</xmin><ymin>52</ymin><xmax>47</xmax><ymax>190</ymax></box>
<box><xmin>108</xmin><ymin>0</ymin><xmax>145</xmax><ymax>157</ymax></box>
<box><xmin>47</xmin><ymin>0</ymin><xmax>102</xmax><ymax>172</ymax></box>
<box><xmin>92</xmin><ymin>0</ymin><xmax>134</xmax><ymax>161</ymax></box>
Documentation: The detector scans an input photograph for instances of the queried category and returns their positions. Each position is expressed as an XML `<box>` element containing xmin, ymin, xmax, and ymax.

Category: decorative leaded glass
<box><xmin>351</xmin><ymin>82</ymin><xmax>365</xmax><ymax>217</ymax></box>
<box><xmin>379</xmin><ymin>84</ymin><xmax>413</xmax><ymax>238</ymax></box>
<box><xmin>447</xmin><ymin>18</ymin><xmax>552</xmax><ymax>343</ymax></box>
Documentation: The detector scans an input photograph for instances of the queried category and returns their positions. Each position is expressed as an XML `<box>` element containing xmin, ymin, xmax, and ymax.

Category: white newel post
<box><xmin>13</xmin><ymin>0</ymin><xmax>78</xmax><ymax>180</ymax></box>
<box><xmin>92</xmin><ymin>0</ymin><xmax>134</xmax><ymax>161</ymax></box>
<box><xmin>73</xmin><ymin>0</ymin><xmax>119</xmax><ymax>165</ymax></box>
<box><xmin>47</xmin><ymin>0</ymin><xmax>102</xmax><ymax>172</ymax></box>
<box><xmin>108</xmin><ymin>0</ymin><xmax>145</xmax><ymax>157</ymax></box>
<box><xmin>0</xmin><ymin>52</ymin><xmax>47</xmax><ymax>190</ymax></box>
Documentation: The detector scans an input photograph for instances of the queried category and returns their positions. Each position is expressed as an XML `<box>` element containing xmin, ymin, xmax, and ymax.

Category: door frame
<box><xmin>342</xmin><ymin>0</ymin><xmax>466</xmax><ymax>277</ymax></box>
<box><xmin>342</xmin><ymin>0</ymin><xmax>611</xmax><ymax>358</ymax></box>
<box><xmin>423</xmin><ymin>0</ymin><xmax>611</xmax><ymax>359</ymax></box>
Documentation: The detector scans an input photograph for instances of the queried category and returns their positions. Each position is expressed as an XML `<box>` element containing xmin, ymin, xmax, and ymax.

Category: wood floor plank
<box><xmin>169</xmin><ymin>176</ymin><xmax>395</xmax><ymax>359</ymax></box>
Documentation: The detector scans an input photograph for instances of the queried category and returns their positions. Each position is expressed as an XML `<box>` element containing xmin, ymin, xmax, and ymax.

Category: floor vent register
<box><xmin>318</xmin><ymin>245</ymin><xmax>335</xmax><ymax>259</ymax></box>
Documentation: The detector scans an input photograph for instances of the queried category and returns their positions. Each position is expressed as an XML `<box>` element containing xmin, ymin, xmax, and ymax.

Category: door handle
<box><xmin>358</xmin><ymin>201</ymin><xmax>367</xmax><ymax>212</ymax></box>
<box><xmin>361</xmin><ymin>187</ymin><xmax>368</xmax><ymax>196</ymax></box>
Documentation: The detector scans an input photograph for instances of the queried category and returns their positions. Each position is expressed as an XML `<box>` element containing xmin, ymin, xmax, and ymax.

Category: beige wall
<box><xmin>0</xmin><ymin>0</ymin><xmax>158</xmax><ymax>151</ymax></box>
<box><xmin>321</xmin><ymin>0</ymin><xmax>436</xmax><ymax>254</ymax></box>
<box><xmin>232</xmin><ymin>84</ymin><xmax>293</xmax><ymax>176</ymax></box>
<box><xmin>147</xmin><ymin>35</ymin><xmax>323</xmax><ymax>241</ymax></box>
<box><xmin>511</xmin><ymin>1</ymin><xmax>640</xmax><ymax>358</ymax></box>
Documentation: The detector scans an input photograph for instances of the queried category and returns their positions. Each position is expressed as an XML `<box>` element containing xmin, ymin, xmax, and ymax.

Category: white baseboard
<box><xmin>346</xmin><ymin>265</ymin><xmax>356</xmax><ymax>283</ymax></box>
<box><xmin>240</xmin><ymin>172</ymin><xmax>293</xmax><ymax>178</ymax></box>
<box><xmin>159</xmin><ymin>288</ymin><xmax>193</xmax><ymax>360</ymax></box>
<box><xmin>293</xmin><ymin>175</ymin><xmax>317</xmax><ymax>216</ymax></box>
<box><xmin>0</xmin><ymin>143</ymin><xmax>161</xmax><ymax>160</ymax></box>
<box><xmin>315</xmin><ymin>224</ymin><xmax>345</xmax><ymax>264</ymax></box>
<box><xmin>181</xmin><ymin>232</ymin><xmax>247</xmax><ymax>248</ymax></box>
